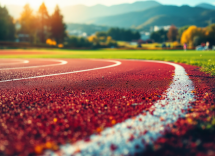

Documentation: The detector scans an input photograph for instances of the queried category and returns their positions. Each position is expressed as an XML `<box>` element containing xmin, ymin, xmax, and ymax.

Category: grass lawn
<box><xmin>117</xmin><ymin>41</ymin><xmax>179</xmax><ymax>49</ymax></box>
<box><xmin>1</xmin><ymin>49</ymin><xmax>215</xmax><ymax>75</ymax></box>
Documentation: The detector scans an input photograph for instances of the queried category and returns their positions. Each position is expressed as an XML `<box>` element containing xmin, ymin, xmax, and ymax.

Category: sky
<box><xmin>1</xmin><ymin>0</ymin><xmax>215</xmax><ymax>8</ymax></box>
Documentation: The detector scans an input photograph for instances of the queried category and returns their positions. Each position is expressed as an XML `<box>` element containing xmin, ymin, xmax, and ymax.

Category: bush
<box><xmin>65</xmin><ymin>36</ymin><xmax>93</xmax><ymax>48</ymax></box>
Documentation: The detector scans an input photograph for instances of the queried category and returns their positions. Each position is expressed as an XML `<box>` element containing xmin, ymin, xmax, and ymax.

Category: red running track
<box><xmin>0</xmin><ymin>59</ymin><xmax>175</xmax><ymax>155</ymax></box>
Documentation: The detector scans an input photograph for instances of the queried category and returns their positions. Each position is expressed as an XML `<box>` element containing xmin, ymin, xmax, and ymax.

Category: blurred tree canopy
<box><xmin>167</xmin><ymin>25</ymin><xmax>178</xmax><ymax>42</ymax></box>
<box><xmin>50</xmin><ymin>5</ymin><xmax>67</xmax><ymax>44</ymax></box>
<box><xmin>193</xmin><ymin>36</ymin><xmax>202</xmax><ymax>46</ymax></box>
<box><xmin>65</xmin><ymin>36</ymin><xmax>92</xmax><ymax>48</ymax></box>
<box><xmin>107</xmin><ymin>28</ymin><xmax>140</xmax><ymax>41</ymax></box>
<box><xmin>95</xmin><ymin>31</ymin><xmax>108</xmax><ymax>42</ymax></box>
<box><xmin>181</xmin><ymin>26</ymin><xmax>206</xmax><ymax>46</ymax></box>
<box><xmin>180</xmin><ymin>25</ymin><xmax>215</xmax><ymax>47</ymax></box>
<box><xmin>19</xmin><ymin>4</ymin><xmax>37</xmax><ymax>43</ymax></box>
<box><xmin>87</xmin><ymin>32</ymin><xmax>117</xmax><ymax>48</ymax></box>
<box><xmin>37</xmin><ymin>3</ymin><xmax>50</xmax><ymax>43</ymax></box>
<box><xmin>150</xmin><ymin>29</ymin><xmax>168</xmax><ymax>43</ymax></box>
<box><xmin>206</xmin><ymin>24</ymin><xmax>215</xmax><ymax>46</ymax></box>
<box><xmin>88</xmin><ymin>35</ymin><xmax>99</xmax><ymax>45</ymax></box>
<box><xmin>177</xmin><ymin>25</ymin><xmax>190</xmax><ymax>41</ymax></box>
<box><xmin>17</xmin><ymin>3</ymin><xmax>67</xmax><ymax>44</ymax></box>
<box><xmin>0</xmin><ymin>5</ymin><xmax>15</xmax><ymax>41</ymax></box>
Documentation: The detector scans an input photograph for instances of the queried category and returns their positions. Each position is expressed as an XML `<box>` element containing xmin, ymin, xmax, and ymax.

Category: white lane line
<box><xmin>45</xmin><ymin>60</ymin><xmax>195</xmax><ymax>156</ymax></box>
<box><xmin>0</xmin><ymin>59</ymin><xmax>29</xmax><ymax>65</ymax></box>
<box><xmin>0</xmin><ymin>60</ymin><xmax>121</xmax><ymax>83</ymax></box>
<box><xmin>0</xmin><ymin>59</ymin><xmax>67</xmax><ymax>70</ymax></box>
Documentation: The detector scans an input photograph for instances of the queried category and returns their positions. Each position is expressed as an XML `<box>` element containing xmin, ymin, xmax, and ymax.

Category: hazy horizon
<box><xmin>2</xmin><ymin>0</ymin><xmax>215</xmax><ymax>24</ymax></box>
<box><xmin>1</xmin><ymin>0</ymin><xmax>215</xmax><ymax>9</ymax></box>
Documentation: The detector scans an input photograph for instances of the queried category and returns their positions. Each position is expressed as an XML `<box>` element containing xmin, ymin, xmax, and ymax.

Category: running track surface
<box><xmin>0</xmin><ymin>59</ymin><xmax>214</xmax><ymax>156</ymax></box>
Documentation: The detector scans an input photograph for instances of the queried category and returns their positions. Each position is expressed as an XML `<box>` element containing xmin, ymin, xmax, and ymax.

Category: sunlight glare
<box><xmin>17</xmin><ymin>0</ymin><xmax>57</xmax><ymax>10</ymax></box>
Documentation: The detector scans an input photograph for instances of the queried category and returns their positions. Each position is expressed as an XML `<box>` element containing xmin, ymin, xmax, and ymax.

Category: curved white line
<box><xmin>0</xmin><ymin>59</ymin><xmax>29</xmax><ymax>65</ymax></box>
<box><xmin>0</xmin><ymin>60</ymin><xmax>121</xmax><ymax>83</ymax></box>
<box><xmin>45</xmin><ymin>60</ymin><xmax>195</xmax><ymax>156</ymax></box>
<box><xmin>23</xmin><ymin>60</ymin><xmax>30</xmax><ymax>63</ymax></box>
<box><xmin>0</xmin><ymin>59</ymin><xmax>67</xmax><ymax>70</ymax></box>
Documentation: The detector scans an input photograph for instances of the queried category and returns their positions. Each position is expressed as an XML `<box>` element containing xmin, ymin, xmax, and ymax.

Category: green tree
<box><xmin>181</xmin><ymin>25</ymin><xmax>206</xmax><ymax>46</ymax></box>
<box><xmin>66</xmin><ymin>36</ymin><xmax>92</xmax><ymax>48</ymax></box>
<box><xmin>193</xmin><ymin>36</ymin><xmax>202</xmax><ymax>46</ymax></box>
<box><xmin>167</xmin><ymin>25</ymin><xmax>178</xmax><ymax>42</ymax></box>
<box><xmin>19</xmin><ymin>4</ymin><xmax>37</xmax><ymax>43</ymax></box>
<box><xmin>150</xmin><ymin>29</ymin><xmax>168</xmax><ymax>43</ymax></box>
<box><xmin>37</xmin><ymin>2</ymin><xmax>50</xmax><ymax>43</ymax></box>
<box><xmin>96</xmin><ymin>31</ymin><xmax>108</xmax><ymax>38</ymax></box>
<box><xmin>206</xmin><ymin>24</ymin><xmax>215</xmax><ymax>46</ymax></box>
<box><xmin>177</xmin><ymin>25</ymin><xmax>190</xmax><ymax>41</ymax></box>
<box><xmin>95</xmin><ymin>31</ymin><xmax>108</xmax><ymax>42</ymax></box>
<box><xmin>107</xmin><ymin>28</ymin><xmax>140</xmax><ymax>41</ymax></box>
<box><xmin>107</xmin><ymin>28</ymin><xmax>120</xmax><ymax>40</ymax></box>
<box><xmin>50</xmin><ymin>5</ymin><xmax>67</xmax><ymax>44</ymax></box>
<box><xmin>133</xmin><ymin>31</ymin><xmax>141</xmax><ymax>40</ymax></box>
<box><xmin>0</xmin><ymin>5</ymin><xmax>15</xmax><ymax>41</ymax></box>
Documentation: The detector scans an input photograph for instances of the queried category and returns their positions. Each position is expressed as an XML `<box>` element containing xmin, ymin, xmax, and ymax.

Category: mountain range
<box><xmin>62</xmin><ymin>1</ymin><xmax>161</xmax><ymax>23</ymax></box>
<box><xmin>196</xmin><ymin>3</ymin><xmax>215</xmax><ymax>10</ymax></box>
<box><xmin>89</xmin><ymin>5</ymin><xmax>215</xmax><ymax>30</ymax></box>
<box><xmin>4</xmin><ymin>1</ymin><xmax>215</xmax><ymax>30</ymax></box>
<box><xmin>5</xmin><ymin>1</ymin><xmax>161</xmax><ymax>21</ymax></box>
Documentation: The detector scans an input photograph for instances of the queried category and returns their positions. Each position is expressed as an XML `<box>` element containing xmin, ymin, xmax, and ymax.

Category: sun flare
<box><xmin>16</xmin><ymin>0</ymin><xmax>57</xmax><ymax>10</ymax></box>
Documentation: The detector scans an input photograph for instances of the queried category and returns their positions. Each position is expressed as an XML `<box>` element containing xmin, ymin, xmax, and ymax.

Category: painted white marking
<box><xmin>0</xmin><ymin>59</ymin><xmax>67</xmax><ymax>70</ymax></box>
<box><xmin>45</xmin><ymin>60</ymin><xmax>195</xmax><ymax>156</ymax></box>
<box><xmin>0</xmin><ymin>59</ymin><xmax>29</xmax><ymax>65</ymax></box>
<box><xmin>23</xmin><ymin>60</ymin><xmax>30</xmax><ymax>63</ymax></box>
<box><xmin>0</xmin><ymin>60</ymin><xmax>121</xmax><ymax>83</ymax></box>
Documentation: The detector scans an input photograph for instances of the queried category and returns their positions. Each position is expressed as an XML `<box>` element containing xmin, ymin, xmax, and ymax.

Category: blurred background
<box><xmin>0</xmin><ymin>0</ymin><xmax>215</xmax><ymax>50</ymax></box>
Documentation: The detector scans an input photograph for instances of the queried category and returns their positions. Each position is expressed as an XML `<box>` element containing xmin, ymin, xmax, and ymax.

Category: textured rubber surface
<box><xmin>143</xmin><ymin>63</ymin><xmax>215</xmax><ymax>156</ymax></box>
<box><xmin>46</xmin><ymin>60</ymin><xmax>195</xmax><ymax>156</ymax></box>
<box><xmin>0</xmin><ymin>59</ymin><xmax>174</xmax><ymax>155</ymax></box>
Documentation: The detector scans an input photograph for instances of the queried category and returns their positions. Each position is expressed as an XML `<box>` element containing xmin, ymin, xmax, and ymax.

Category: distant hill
<box><xmin>5</xmin><ymin>1</ymin><xmax>161</xmax><ymax>23</ymax></box>
<box><xmin>62</xmin><ymin>1</ymin><xmax>161</xmax><ymax>23</ymax></box>
<box><xmin>67</xmin><ymin>23</ymin><xmax>110</xmax><ymax>35</ymax></box>
<box><xmin>5</xmin><ymin>1</ymin><xmax>215</xmax><ymax>32</ymax></box>
<box><xmin>88</xmin><ymin>5</ymin><xmax>215</xmax><ymax>30</ymax></box>
<box><xmin>196</xmin><ymin>3</ymin><xmax>215</xmax><ymax>10</ymax></box>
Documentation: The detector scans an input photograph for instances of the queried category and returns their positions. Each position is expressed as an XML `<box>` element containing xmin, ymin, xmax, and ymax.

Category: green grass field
<box><xmin>1</xmin><ymin>49</ymin><xmax>215</xmax><ymax>75</ymax></box>
<box><xmin>116</xmin><ymin>41</ymin><xmax>180</xmax><ymax>49</ymax></box>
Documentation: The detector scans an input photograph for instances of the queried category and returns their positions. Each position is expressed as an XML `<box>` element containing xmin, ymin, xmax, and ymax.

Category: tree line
<box><xmin>150</xmin><ymin>25</ymin><xmax>179</xmax><ymax>43</ymax></box>
<box><xmin>0</xmin><ymin>5</ymin><xmax>15</xmax><ymax>41</ymax></box>
<box><xmin>106</xmin><ymin>28</ymin><xmax>140</xmax><ymax>41</ymax></box>
<box><xmin>181</xmin><ymin>24</ymin><xmax>215</xmax><ymax>47</ymax></box>
<box><xmin>0</xmin><ymin>3</ymin><xmax>92</xmax><ymax>48</ymax></box>
<box><xmin>0</xmin><ymin>3</ymin><xmax>141</xmax><ymax>48</ymax></box>
<box><xmin>150</xmin><ymin>24</ymin><xmax>215</xmax><ymax>47</ymax></box>
<box><xmin>0</xmin><ymin>3</ymin><xmax>67</xmax><ymax>45</ymax></box>
<box><xmin>19</xmin><ymin>3</ymin><xmax>66</xmax><ymax>44</ymax></box>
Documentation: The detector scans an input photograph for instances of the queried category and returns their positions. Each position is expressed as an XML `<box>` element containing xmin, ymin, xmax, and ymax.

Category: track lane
<box><xmin>46</xmin><ymin>60</ymin><xmax>195</xmax><ymax>156</ymax></box>
<box><xmin>0</xmin><ymin>60</ymin><xmax>120</xmax><ymax>82</ymax></box>
<box><xmin>0</xmin><ymin>59</ymin><xmax>118</xmax><ymax>82</ymax></box>
<box><xmin>0</xmin><ymin>59</ymin><xmax>29</xmax><ymax>67</ymax></box>
<box><xmin>0</xmin><ymin>59</ymin><xmax>67</xmax><ymax>71</ymax></box>
<box><xmin>0</xmin><ymin>59</ymin><xmax>175</xmax><ymax>156</ymax></box>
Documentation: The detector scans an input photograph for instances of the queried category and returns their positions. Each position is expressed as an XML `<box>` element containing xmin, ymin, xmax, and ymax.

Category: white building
<box><xmin>140</xmin><ymin>32</ymin><xmax>150</xmax><ymax>40</ymax></box>
<box><xmin>68</xmin><ymin>30</ymin><xmax>88</xmax><ymax>38</ymax></box>
<box><xmin>151</xmin><ymin>25</ymin><xmax>171</xmax><ymax>32</ymax></box>
<box><xmin>15</xmin><ymin>21</ymin><xmax>21</xmax><ymax>30</ymax></box>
